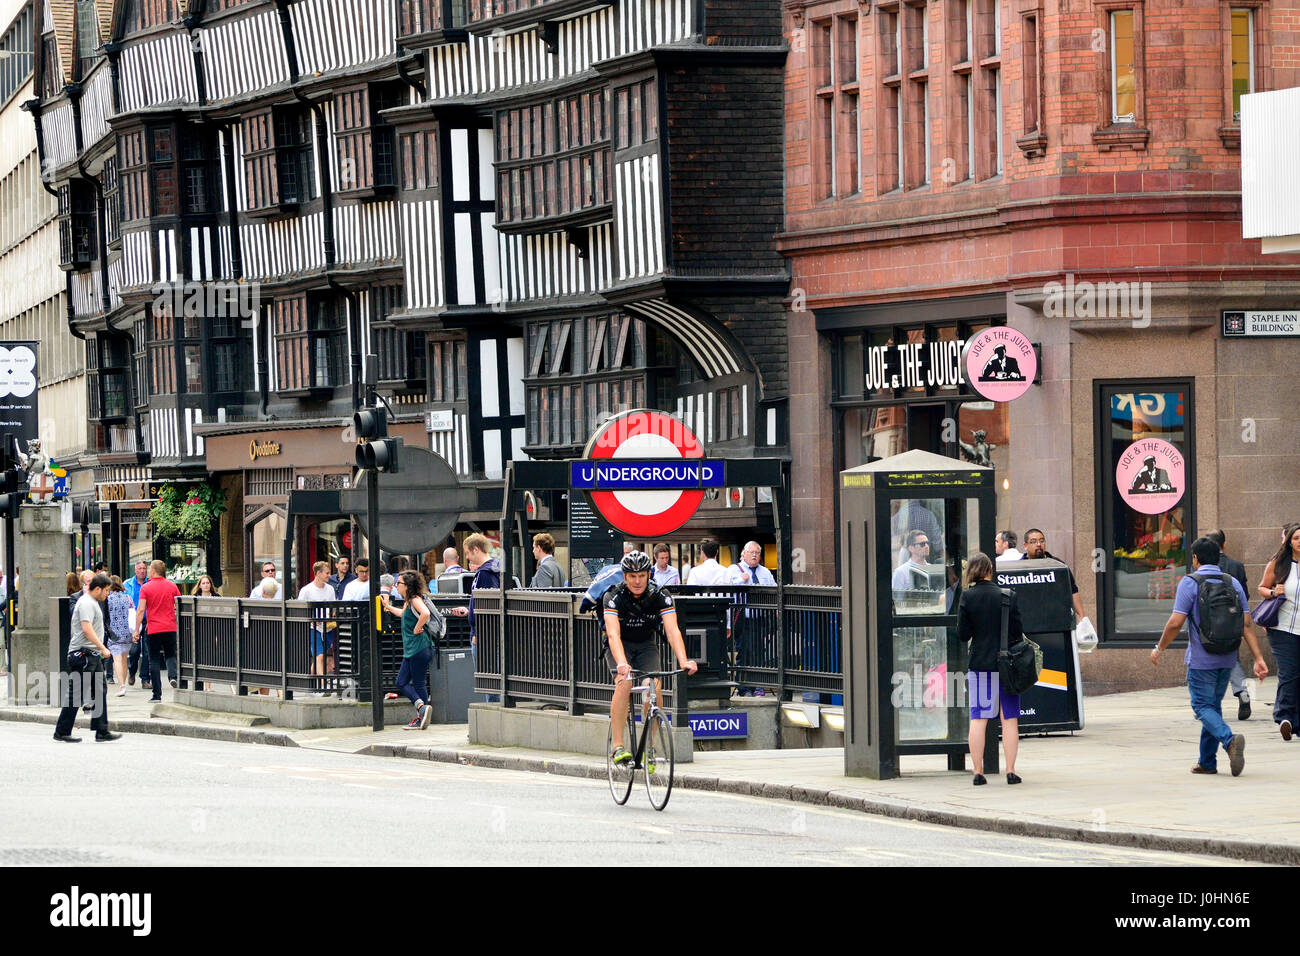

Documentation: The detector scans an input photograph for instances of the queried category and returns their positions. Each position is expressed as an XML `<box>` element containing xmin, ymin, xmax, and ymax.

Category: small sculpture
<box><xmin>958</xmin><ymin>429</ymin><xmax>995</xmax><ymax>468</ymax></box>
<box><xmin>21</xmin><ymin>439</ymin><xmax>47</xmax><ymax>489</ymax></box>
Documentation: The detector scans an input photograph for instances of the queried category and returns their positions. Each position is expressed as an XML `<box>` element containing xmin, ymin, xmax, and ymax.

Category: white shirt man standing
<box><xmin>687</xmin><ymin>539</ymin><xmax>729</xmax><ymax>586</ymax></box>
<box><xmin>341</xmin><ymin>560</ymin><xmax>372</xmax><ymax>601</ymax></box>
<box><xmin>298</xmin><ymin>561</ymin><xmax>337</xmax><ymax>687</ymax></box>
<box><xmin>995</xmin><ymin>531</ymin><xmax>1024</xmax><ymax>561</ymax></box>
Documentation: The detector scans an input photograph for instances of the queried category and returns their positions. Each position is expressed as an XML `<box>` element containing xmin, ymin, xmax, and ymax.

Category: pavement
<box><xmin>3</xmin><ymin>676</ymin><xmax>1299</xmax><ymax>864</ymax></box>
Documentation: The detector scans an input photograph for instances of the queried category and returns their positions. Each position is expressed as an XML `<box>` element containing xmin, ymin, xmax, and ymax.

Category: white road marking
<box><xmin>405</xmin><ymin>792</ymin><xmax>443</xmax><ymax>801</ymax></box>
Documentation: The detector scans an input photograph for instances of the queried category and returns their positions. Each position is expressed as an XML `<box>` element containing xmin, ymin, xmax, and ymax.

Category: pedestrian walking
<box><xmin>1206</xmin><ymin>530</ymin><xmax>1253</xmax><ymax>719</ymax></box>
<box><xmin>191</xmin><ymin>574</ymin><xmax>221</xmax><ymax>596</ymax></box>
<box><xmin>530</xmin><ymin>533</ymin><xmax>564</xmax><ymax>588</ymax></box>
<box><xmin>651</xmin><ymin>544</ymin><xmax>680</xmax><ymax>588</ymax></box>
<box><xmin>54</xmin><ymin>574</ymin><xmax>121</xmax><ymax>743</ymax></box>
<box><xmin>381</xmin><ymin>571</ymin><xmax>444</xmax><ymax>729</ymax></box>
<box><xmin>124</xmin><ymin>560</ymin><xmax>150</xmax><ymax>688</ymax></box>
<box><xmin>1153</xmin><ymin>537</ymin><xmax>1268</xmax><ymax>776</ymax></box>
<box><xmin>1259</xmin><ymin>522</ymin><xmax>1300</xmax><ymax>741</ymax></box>
<box><xmin>131</xmin><ymin>560</ymin><xmax>181</xmax><ymax>702</ymax></box>
<box><xmin>105</xmin><ymin>577</ymin><xmax>135</xmax><ymax>697</ymax></box>
<box><xmin>957</xmin><ymin>552</ymin><xmax>1023</xmax><ymax>785</ymax></box>
<box><xmin>297</xmin><ymin>561</ymin><xmax>338</xmax><ymax>690</ymax></box>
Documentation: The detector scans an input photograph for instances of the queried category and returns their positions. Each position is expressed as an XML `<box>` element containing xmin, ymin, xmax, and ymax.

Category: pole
<box><xmin>366</xmin><ymin>383</ymin><xmax>383</xmax><ymax>732</ymax></box>
<box><xmin>3</xmin><ymin>470</ymin><xmax>13</xmax><ymax>680</ymax></box>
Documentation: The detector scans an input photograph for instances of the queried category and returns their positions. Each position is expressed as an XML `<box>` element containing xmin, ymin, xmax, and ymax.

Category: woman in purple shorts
<box><xmin>957</xmin><ymin>552</ymin><xmax>1024</xmax><ymax>785</ymax></box>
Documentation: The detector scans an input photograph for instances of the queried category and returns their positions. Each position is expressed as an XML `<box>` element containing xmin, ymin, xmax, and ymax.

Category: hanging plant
<box><xmin>149</xmin><ymin>485</ymin><xmax>183</xmax><ymax>538</ymax></box>
<box><xmin>176</xmin><ymin>483</ymin><xmax>228</xmax><ymax>541</ymax></box>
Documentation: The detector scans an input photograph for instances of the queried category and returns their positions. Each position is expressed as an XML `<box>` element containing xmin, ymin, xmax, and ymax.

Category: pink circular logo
<box><xmin>1116</xmin><ymin>438</ymin><xmax>1185</xmax><ymax>515</ymax></box>
<box><xmin>963</xmin><ymin>328</ymin><xmax>1037</xmax><ymax>402</ymax></box>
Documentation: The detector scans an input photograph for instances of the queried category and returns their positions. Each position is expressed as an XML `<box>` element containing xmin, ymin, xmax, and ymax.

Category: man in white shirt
<box><xmin>341</xmin><ymin>559</ymin><xmax>372</xmax><ymax>602</ymax></box>
<box><xmin>442</xmin><ymin>547</ymin><xmax>466</xmax><ymax>576</ymax></box>
<box><xmin>250</xmin><ymin>562</ymin><xmax>279</xmax><ymax>598</ymax></box>
<box><xmin>995</xmin><ymin>530</ymin><xmax>1024</xmax><ymax>561</ymax></box>
<box><xmin>298</xmin><ymin>561</ymin><xmax>337</xmax><ymax>683</ymax></box>
<box><xmin>687</xmin><ymin>539</ymin><xmax>729</xmax><ymax>586</ymax></box>
<box><xmin>727</xmin><ymin>542</ymin><xmax>776</xmax><ymax>694</ymax></box>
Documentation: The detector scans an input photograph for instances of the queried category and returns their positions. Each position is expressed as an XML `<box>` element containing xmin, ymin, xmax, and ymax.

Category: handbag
<box><xmin>996</xmin><ymin>588</ymin><xmax>1042</xmax><ymax>696</ymax></box>
<box><xmin>1253</xmin><ymin>595</ymin><xmax>1284</xmax><ymax>629</ymax></box>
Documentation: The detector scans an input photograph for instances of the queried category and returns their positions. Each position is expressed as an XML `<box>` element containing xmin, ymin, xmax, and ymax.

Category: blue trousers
<box><xmin>397</xmin><ymin>648</ymin><xmax>432</xmax><ymax>708</ymax></box>
<box><xmin>1269</xmin><ymin>628</ymin><xmax>1300</xmax><ymax>728</ymax></box>
<box><xmin>1187</xmin><ymin>667</ymin><xmax>1235</xmax><ymax>770</ymax></box>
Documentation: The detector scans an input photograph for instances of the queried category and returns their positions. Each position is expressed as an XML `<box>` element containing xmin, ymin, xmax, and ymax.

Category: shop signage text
<box><xmin>635</xmin><ymin>711</ymin><xmax>750</xmax><ymax>739</ymax></box>
<box><xmin>963</xmin><ymin>327</ymin><xmax>1037</xmax><ymax>402</ymax></box>
<box><xmin>1222</xmin><ymin>310</ymin><xmax>1300</xmax><ymax>337</ymax></box>
<box><xmin>570</xmin><ymin>460</ymin><xmax>725</xmax><ymax>491</ymax></box>
<box><xmin>249</xmin><ymin>440</ymin><xmax>282</xmax><ymax>462</ymax></box>
<box><xmin>1116</xmin><ymin>437</ymin><xmax>1185</xmax><ymax>516</ymax></box>
<box><xmin>427</xmin><ymin>410</ymin><xmax>454</xmax><ymax>433</ymax></box>
<box><xmin>865</xmin><ymin>340</ymin><xmax>967</xmax><ymax>392</ymax></box>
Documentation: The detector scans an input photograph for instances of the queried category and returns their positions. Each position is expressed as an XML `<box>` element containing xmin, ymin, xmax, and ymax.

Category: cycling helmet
<box><xmin>620</xmin><ymin>550</ymin><xmax>653</xmax><ymax>573</ymax></box>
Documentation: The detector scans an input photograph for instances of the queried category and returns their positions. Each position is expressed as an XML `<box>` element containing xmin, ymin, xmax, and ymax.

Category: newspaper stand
<box><xmin>840</xmin><ymin>450</ymin><xmax>996</xmax><ymax>780</ymax></box>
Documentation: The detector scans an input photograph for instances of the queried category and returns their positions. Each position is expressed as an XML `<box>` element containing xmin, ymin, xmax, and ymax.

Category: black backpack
<box><xmin>1192</xmin><ymin>571</ymin><xmax>1244</xmax><ymax>655</ymax></box>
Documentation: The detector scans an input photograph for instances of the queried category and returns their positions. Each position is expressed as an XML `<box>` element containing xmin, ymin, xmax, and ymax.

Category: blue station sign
<box><xmin>635</xmin><ymin>711</ymin><xmax>750</xmax><ymax>739</ymax></box>
<box><xmin>570</xmin><ymin>459</ymin><xmax>726</xmax><ymax>491</ymax></box>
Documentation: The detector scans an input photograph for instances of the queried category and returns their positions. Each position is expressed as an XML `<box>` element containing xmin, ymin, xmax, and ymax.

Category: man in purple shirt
<box><xmin>1152</xmin><ymin>537</ymin><xmax>1268</xmax><ymax>776</ymax></box>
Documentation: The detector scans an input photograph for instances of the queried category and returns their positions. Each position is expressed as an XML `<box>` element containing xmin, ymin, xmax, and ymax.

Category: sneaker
<box><xmin>418</xmin><ymin>703</ymin><xmax>432</xmax><ymax>730</ymax></box>
<box><xmin>1228</xmin><ymin>734</ymin><xmax>1246</xmax><ymax>777</ymax></box>
<box><xmin>115</xmin><ymin>687</ymin><xmax>127</xmax><ymax>698</ymax></box>
<box><xmin>169</xmin><ymin>679</ymin><xmax>178</xmax><ymax>689</ymax></box>
<box><xmin>1191</xmin><ymin>764</ymin><xmax>1217</xmax><ymax>774</ymax></box>
<box><xmin>402</xmin><ymin>715</ymin><xmax>421</xmax><ymax>730</ymax></box>
<box><xmin>1238</xmin><ymin>693</ymin><xmax>1251</xmax><ymax>721</ymax></box>
<box><xmin>1282</xmin><ymin>720</ymin><xmax>1293</xmax><ymax>741</ymax></box>
<box><xmin>611</xmin><ymin>745</ymin><xmax>633</xmax><ymax>766</ymax></box>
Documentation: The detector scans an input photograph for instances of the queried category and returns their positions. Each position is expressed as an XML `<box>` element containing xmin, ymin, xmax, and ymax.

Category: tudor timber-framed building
<box><xmin>30</xmin><ymin>0</ymin><xmax>790</xmax><ymax>595</ymax></box>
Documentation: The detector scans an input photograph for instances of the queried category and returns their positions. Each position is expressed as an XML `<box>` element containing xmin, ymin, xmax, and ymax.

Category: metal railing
<box><xmin>177</xmin><ymin>597</ymin><xmax>371</xmax><ymax>698</ymax></box>
<box><xmin>472</xmin><ymin>584</ymin><xmax>844</xmax><ymax>714</ymax></box>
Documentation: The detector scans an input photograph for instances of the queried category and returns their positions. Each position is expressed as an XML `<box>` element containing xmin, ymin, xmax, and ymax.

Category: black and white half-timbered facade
<box><xmin>32</xmin><ymin>0</ymin><xmax>789</xmax><ymax>590</ymax></box>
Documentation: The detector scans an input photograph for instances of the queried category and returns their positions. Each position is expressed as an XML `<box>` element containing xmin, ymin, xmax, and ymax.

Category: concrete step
<box><xmin>150</xmin><ymin>702</ymin><xmax>270</xmax><ymax>727</ymax></box>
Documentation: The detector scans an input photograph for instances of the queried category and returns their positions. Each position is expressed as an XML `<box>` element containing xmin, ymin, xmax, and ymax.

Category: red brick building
<box><xmin>781</xmin><ymin>0</ymin><xmax>1300</xmax><ymax>689</ymax></box>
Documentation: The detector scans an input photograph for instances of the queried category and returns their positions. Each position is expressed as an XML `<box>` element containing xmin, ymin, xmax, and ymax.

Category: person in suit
<box><xmin>957</xmin><ymin>552</ymin><xmax>1024</xmax><ymax>785</ymax></box>
<box><xmin>530</xmin><ymin>533</ymin><xmax>565</xmax><ymax>588</ymax></box>
<box><xmin>1207</xmin><ymin>529</ymin><xmax>1252</xmax><ymax>719</ymax></box>
<box><xmin>979</xmin><ymin>345</ymin><xmax>1024</xmax><ymax>382</ymax></box>
<box><xmin>1130</xmin><ymin>456</ymin><xmax>1174</xmax><ymax>493</ymax></box>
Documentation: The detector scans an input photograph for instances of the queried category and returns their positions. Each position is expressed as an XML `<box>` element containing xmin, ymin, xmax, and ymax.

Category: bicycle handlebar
<box><xmin>621</xmin><ymin>668</ymin><xmax>686</xmax><ymax>682</ymax></box>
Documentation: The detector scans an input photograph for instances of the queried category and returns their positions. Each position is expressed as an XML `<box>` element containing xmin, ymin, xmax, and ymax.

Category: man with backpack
<box><xmin>1151</xmin><ymin>537</ymin><xmax>1269</xmax><ymax>776</ymax></box>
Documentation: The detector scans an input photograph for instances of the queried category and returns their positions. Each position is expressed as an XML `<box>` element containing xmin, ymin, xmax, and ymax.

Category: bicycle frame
<box><xmin>618</xmin><ymin>670</ymin><xmax>677</xmax><ymax>769</ymax></box>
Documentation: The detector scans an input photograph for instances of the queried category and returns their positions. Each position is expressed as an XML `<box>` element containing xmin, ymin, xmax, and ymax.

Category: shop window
<box><xmin>1095</xmin><ymin>382</ymin><xmax>1195</xmax><ymax>643</ymax></box>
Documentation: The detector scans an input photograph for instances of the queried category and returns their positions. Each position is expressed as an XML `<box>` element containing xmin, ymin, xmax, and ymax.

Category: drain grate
<box><xmin>0</xmin><ymin>848</ymin><xmax>113</xmax><ymax>865</ymax></box>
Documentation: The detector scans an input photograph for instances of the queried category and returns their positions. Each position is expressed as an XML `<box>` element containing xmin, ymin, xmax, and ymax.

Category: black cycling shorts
<box><xmin>606</xmin><ymin>641</ymin><xmax>661</xmax><ymax>678</ymax></box>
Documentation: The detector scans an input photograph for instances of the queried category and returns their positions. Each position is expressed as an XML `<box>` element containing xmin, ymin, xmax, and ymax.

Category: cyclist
<box><xmin>604</xmin><ymin>550</ymin><xmax>698</xmax><ymax>766</ymax></box>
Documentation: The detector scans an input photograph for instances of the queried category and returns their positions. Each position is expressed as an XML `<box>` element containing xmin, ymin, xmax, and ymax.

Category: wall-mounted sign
<box><xmin>427</xmin><ymin>409</ymin><xmax>454</xmax><ymax>433</ymax></box>
<box><xmin>249</xmin><ymin>439</ymin><xmax>282</xmax><ymax>462</ymax></box>
<box><xmin>865</xmin><ymin>338</ymin><xmax>968</xmax><ymax>392</ymax></box>
<box><xmin>570</xmin><ymin>460</ymin><xmax>724</xmax><ymax>490</ymax></box>
<box><xmin>1222</xmin><ymin>310</ymin><xmax>1300</xmax><ymax>337</ymax></box>
<box><xmin>1116</xmin><ymin>438</ymin><xmax>1185</xmax><ymax>515</ymax></box>
<box><xmin>0</xmin><ymin>341</ymin><xmax>39</xmax><ymax>454</ymax></box>
<box><xmin>962</xmin><ymin>327</ymin><xmax>1036</xmax><ymax>402</ymax></box>
<box><xmin>578</xmin><ymin>409</ymin><xmax>709</xmax><ymax>538</ymax></box>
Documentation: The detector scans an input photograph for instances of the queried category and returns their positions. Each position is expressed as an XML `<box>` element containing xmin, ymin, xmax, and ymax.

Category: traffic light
<box><xmin>0</xmin><ymin>493</ymin><xmax>21</xmax><ymax>518</ymax></box>
<box><xmin>354</xmin><ymin>406</ymin><xmax>400</xmax><ymax>473</ymax></box>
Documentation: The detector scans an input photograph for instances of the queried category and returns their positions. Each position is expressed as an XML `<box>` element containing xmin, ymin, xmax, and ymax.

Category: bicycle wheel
<box><xmin>642</xmin><ymin>709</ymin><xmax>675</xmax><ymax>811</ymax></box>
<box><xmin>606</xmin><ymin>722</ymin><xmax>634</xmax><ymax>805</ymax></box>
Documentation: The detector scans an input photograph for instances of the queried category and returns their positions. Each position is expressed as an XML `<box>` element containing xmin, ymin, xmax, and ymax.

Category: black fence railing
<box><xmin>473</xmin><ymin>584</ymin><xmax>844</xmax><ymax>715</ymax></box>
<box><xmin>177</xmin><ymin>597</ymin><xmax>371</xmax><ymax>699</ymax></box>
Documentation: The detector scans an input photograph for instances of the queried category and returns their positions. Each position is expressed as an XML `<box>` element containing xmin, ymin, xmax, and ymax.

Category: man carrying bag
<box><xmin>54</xmin><ymin>574</ymin><xmax>122</xmax><ymax>743</ymax></box>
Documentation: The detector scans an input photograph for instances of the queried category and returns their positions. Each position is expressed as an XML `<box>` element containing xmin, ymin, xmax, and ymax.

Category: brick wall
<box><xmin>665</xmin><ymin>64</ymin><xmax>787</xmax><ymax>276</ymax></box>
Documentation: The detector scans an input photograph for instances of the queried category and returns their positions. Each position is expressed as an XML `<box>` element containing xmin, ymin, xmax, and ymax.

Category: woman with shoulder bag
<box><xmin>957</xmin><ymin>552</ymin><xmax>1025</xmax><ymax>785</ymax></box>
<box><xmin>381</xmin><ymin>571</ymin><xmax>444</xmax><ymax>731</ymax></box>
<box><xmin>1259</xmin><ymin>523</ymin><xmax>1300</xmax><ymax>740</ymax></box>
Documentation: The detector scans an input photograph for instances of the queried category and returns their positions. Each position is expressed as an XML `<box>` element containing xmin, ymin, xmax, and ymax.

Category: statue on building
<box><xmin>958</xmin><ymin>429</ymin><xmax>995</xmax><ymax>469</ymax></box>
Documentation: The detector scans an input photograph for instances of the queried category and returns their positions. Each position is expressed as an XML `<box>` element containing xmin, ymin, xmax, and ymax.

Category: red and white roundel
<box><xmin>584</xmin><ymin>409</ymin><xmax>705</xmax><ymax>538</ymax></box>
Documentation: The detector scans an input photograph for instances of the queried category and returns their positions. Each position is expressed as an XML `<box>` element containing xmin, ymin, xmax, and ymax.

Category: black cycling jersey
<box><xmin>602</xmin><ymin>582</ymin><xmax>675</xmax><ymax>644</ymax></box>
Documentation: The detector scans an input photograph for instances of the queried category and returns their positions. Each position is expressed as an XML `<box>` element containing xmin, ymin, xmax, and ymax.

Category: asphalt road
<box><xmin>0</xmin><ymin>723</ymin><xmax>1252</xmax><ymax>867</ymax></box>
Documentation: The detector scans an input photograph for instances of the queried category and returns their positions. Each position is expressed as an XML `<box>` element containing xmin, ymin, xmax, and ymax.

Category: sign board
<box><xmin>995</xmin><ymin>558</ymin><xmax>1083</xmax><ymax>732</ymax></box>
<box><xmin>636</xmin><ymin>711</ymin><xmax>749</xmax><ymax>739</ymax></box>
<box><xmin>578</xmin><ymin>409</ymin><xmax>710</xmax><ymax>538</ymax></box>
<box><xmin>0</xmin><ymin>342</ymin><xmax>39</xmax><ymax>453</ymax></box>
<box><xmin>427</xmin><ymin>409</ymin><xmax>455</xmax><ymax>432</ymax></box>
<box><xmin>962</xmin><ymin>327</ymin><xmax>1036</xmax><ymax>402</ymax></box>
<box><xmin>865</xmin><ymin>338</ymin><xmax>968</xmax><ymax>392</ymax></box>
<box><xmin>1116</xmin><ymin>437</ymin><xmax>1185</xmax><ymax>515</ymax></box>
<box><xmin>1222</xmin><ymin>310</ymin><xmax>1300</xmax><ymax>337</ymax></box>
<box><xmin>567</xmin><ymin>492</ymin><xmax>622</xmax><ymax>559</ymax></box>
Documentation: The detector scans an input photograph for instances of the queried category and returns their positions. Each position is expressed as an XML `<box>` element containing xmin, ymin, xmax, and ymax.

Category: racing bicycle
<box><xmin>607</xmin><ymin>668</ymin><xmax>683</xmax><ymax>811</ymax></box>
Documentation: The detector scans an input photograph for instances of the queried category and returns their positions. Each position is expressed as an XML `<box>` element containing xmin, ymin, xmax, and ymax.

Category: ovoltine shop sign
<box><xmin>249</xmin><ymin>439</ymin><xmax>282</xmax><ymax>461</ymax></box>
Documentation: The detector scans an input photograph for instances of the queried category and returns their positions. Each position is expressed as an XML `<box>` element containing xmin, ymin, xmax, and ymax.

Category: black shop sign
<box><xmin>864</xmin><ymin>339</ymin><xmax>968</xmax><ymax>392</ymax></box>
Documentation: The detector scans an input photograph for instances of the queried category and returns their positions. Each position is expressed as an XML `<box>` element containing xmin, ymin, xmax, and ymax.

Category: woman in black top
<box><xmin>957</xmin><ymin>552</ymin><xmax>1025</xmax><ymax>785</ymax></box>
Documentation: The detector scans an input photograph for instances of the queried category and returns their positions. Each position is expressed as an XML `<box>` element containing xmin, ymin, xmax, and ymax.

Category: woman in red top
<box><xmin>131</xmin><ymin>560</ymin><xmax>181</xmax><ymax>702</ymax></box>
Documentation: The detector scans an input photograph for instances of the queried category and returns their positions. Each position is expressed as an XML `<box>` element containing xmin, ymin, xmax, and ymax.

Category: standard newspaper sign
<box><xmin>995</xmin><ymin>557</ymin><xmax>1083</xmax><ymax>733</ymax></box>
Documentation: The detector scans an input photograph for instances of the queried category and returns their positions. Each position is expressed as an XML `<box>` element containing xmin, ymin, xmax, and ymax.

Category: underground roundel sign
<box><xmin>572</xmin><ymin>409</ymin><xmax>724</xmax><ymax>538</ymax></box>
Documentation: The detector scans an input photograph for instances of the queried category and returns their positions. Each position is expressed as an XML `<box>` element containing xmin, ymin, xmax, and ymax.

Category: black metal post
<box><xmin>367</xmin><ymin>427</ymin><xmax>383</xmax><ymax>731</ymax></box>
<box><xmin>3</xmin><ymin>466</ymin><xmax>14</xmax><ymax>679</ymax></box>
